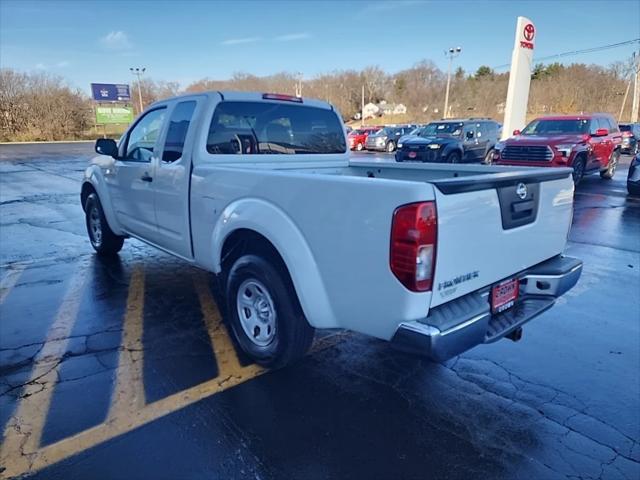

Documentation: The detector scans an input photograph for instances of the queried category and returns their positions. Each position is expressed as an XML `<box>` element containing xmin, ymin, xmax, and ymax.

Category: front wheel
<box><xmin>572</xmin><ymin>157</ymin><xmax>586</xmax><ymax>185</ymax></box>
<box><xmin>225</xmin><ymin>254</ymin><xmax>315</xmax><ymax>369</ymax></box>
<box><xmin>356</xmin><ymin>142</ymin><xmax>363</xmax><ymax>151</ymax></box>
<box><xmin>386</xmin><ymin>141</ymin><xmax>396</xmax><ymax>153</ymax></box>
<box><xmin>84</xmin><ymin>193</ymin><xmax>124</xmax><ymax>255</ymax></box>
<box><xmin>446</xmin><ymin>151</ymin><xmax>462</xmax><ymax>163</ymax></box>
<box><xmin>600</xmin><ymin>150</ymin><xmax>619</xmax><ymax>179</ymax></box>
<box><xmin>483</xmin><ymin>149</ymin><xmax>494</xmax><ymax>165</ymax></box>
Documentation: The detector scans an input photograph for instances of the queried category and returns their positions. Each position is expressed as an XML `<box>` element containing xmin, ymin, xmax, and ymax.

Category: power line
<box><xmin>493</xmin><ymin>38</ymin><xmax>640</xmax><ymax>70</ymax></box>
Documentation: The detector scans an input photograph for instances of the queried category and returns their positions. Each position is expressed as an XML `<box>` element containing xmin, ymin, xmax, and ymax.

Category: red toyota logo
<box><xmin>524</xmin><ymin>23</ymin><xmax>535</xmax><ymax>41</ymax></box>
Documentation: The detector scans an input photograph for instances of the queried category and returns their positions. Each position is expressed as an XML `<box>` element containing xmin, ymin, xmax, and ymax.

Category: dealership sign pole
<box><xmin>501</xmin><ymin>17</ymin><xmax>535</xmax><ymax>140</ymax></box>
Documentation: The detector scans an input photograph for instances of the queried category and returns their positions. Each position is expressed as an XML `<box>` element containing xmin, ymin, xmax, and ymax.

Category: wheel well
<box><xmin>220</xmin><ymin>229</ymin><xmax>288</xmax><ymax>277</ymax></box>
<box><xmin>80</xmin><ymin>182</ymin><xmax>96</xmax><ymax>212</ymax></box>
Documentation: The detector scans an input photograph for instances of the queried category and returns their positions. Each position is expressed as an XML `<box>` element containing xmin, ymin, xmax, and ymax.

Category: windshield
<box><xmin>422</xmin><ymin>122</ymin><xmax>463</xmax><ymax>137</ymax></box>
<box><xmin>350</xmin><ymin>129</ymin><xmax>364</xmax><ymax>135</ymax></box>
<box><xmin>619</xmin><ymin>125</ymin><xmax>631</xmax><ymax>132</ymax></box>
<box><xmin>521</xmin><ymin>119</ymin><xmax>590</xmax><ymax>135</ymax></box>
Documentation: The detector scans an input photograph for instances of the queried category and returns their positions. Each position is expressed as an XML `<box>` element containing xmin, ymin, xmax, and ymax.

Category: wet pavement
<box><xmin>0</xmin><ymin>142</ymin><xmax>639</xmax><ymax>479</ymax></box>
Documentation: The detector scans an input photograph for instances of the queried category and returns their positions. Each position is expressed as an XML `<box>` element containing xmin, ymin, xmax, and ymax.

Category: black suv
<box><xmin>395</xmin><ymin>118</ymin><xmax>500</xmax><ymax>163</ymax></box>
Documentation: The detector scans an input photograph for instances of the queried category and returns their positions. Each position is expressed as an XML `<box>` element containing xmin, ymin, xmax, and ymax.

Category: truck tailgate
<box><xmin>429</xmin><ymin>168</ymin><xmax>574</xmax><ymax>308</ymax></box>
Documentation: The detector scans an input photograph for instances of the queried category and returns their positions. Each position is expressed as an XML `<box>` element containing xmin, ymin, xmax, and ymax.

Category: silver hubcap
<box><xmin>89</xmin><ymin>206</ymin><xmax>102</xmax><ymax>246</ymax></box>
<box><xmin>236</xmin><ymin>279</ymin><xmax>277</xmax><ymax>347</ymax></box>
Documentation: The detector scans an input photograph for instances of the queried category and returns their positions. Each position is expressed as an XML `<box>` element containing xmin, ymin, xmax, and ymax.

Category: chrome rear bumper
<box><xmin>391</xmin><ymin>255</ymin><xmax>582</xmax><ymax>361</ymax></box>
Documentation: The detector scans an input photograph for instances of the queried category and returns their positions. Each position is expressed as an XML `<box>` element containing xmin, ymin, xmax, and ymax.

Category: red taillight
<box><xmin>390</xmin><ymin>202</ymin><xmax>437</xmax><ymax>292</ymax></box>
<box><xmin>262</xmin><ymin>93</ymin><xmax>303</xmax><ymax>103</ymax></box>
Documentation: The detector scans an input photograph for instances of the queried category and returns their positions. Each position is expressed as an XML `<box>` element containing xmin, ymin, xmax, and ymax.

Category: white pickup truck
<box><xmin>82</xmin><ymin>91</ymin><xmax>582</xmax><ymax>368</ymax></box>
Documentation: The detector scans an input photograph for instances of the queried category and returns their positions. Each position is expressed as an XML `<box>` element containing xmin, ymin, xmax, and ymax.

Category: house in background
<box><xmin>362</xmin><ymin>102</ymin><xmax>380</xmax><ymax>119</ymax></box>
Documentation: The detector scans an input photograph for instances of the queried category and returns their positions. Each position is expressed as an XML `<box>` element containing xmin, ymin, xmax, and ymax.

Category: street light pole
<box><xmin>443</xmin><ymin>47</ymin><xmax>461</xmax><ymax>119</ymax></box>
<box><xmin>130</xmin><ymin>67</ymin><xmax>146</xmax><ymax>113</ymax></box>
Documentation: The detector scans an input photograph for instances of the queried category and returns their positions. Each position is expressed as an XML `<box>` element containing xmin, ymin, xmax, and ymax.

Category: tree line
<box><xmin>1</xmin><ymin>58</ymin><xmax>636</xmax><ymax>142</ymax></box>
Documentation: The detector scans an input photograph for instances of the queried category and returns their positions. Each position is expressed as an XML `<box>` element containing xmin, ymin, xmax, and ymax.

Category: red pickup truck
<box><xmin>348</xmin><ymin>127</ymin><xmax>380</xmax><ymax>151</ymax></box>
<box><xmin>493</xmin><ymin>114</ymin><xmax>622</xmax><ymax>184</ymax></box>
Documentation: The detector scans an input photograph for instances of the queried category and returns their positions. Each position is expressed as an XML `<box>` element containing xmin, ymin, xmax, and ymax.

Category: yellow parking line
<box><xmin>0</xmin><ymin>263</ymin><xmax>26</xmax><ymax>304</ymax></box>
<box><xmin>0</xmin><ymin>265</ymin><xmax>87</xmax><ymax>477</ymax></box>
<box><xmin>108</xmin><ymin>267</ymin><xmax>146</xmax><ymax>419</ymax></box>
<box><xmin>192</xmin><ymin>274</ymin><xmax>263</xmax><ymax>380</ymax></box>
<box><xmin>1</xmin><ymin>271</ymin><xmax>347</xmax><ymax>478</ymax></box>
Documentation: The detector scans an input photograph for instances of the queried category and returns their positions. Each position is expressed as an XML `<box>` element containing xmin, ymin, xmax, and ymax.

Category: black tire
<box><xmin>483</xmin><ymin>149</ymin><xmax>494</xmax><ymax>165</ymax></box>
<box><xmin>600</xmin><ymin>150</ymin><xmax>619</xmax><ymax>180</ymax></box>
<box><xmin>84</xmin><ymin>193</ymin><xmax>124</xmax><ymax>255</ymax></box>
<box><xmin>386</xmin><ymin>141</ymin><xmax>396</xmax><ymax>153</ymax></box>
<box><xmin>447</xmin><ymin>151</ymin><xmax>462</xmax><ymax>163</ymax></box>
<box><xmin>225</xmin><ymin>254</ymin><xmax>315</xmax><ymax>369</ymax></box>
<box><xmin>628</xmin><ymin>182</ymin><xmax>640</xmax><ymax>196</ymax></box>
<box><xmin>572</xmin><ymin>157</ymin><xmax>586</xmax><ymax>185</ymax></box>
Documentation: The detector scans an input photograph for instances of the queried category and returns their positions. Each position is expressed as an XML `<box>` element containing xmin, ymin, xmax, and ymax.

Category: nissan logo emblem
<box><xmin>516</xmin><ymin>183</ymin><xmax>528</xmax><ymax>199</ymax></box>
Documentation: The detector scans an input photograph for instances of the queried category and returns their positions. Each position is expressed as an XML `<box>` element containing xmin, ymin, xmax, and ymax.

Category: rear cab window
<box><xmin>206</xmin><ymin>101</ymin><xmax>346</xmax><ymax>155</ymax></box>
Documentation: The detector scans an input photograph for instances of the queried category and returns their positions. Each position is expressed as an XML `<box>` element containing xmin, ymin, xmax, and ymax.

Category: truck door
<box><xmin>152</xmin><ymin>97</ymin><xmax>202</xmax><ymax>258</ymax></box>
<box><xmin>462</xmin><ymin>123</ymin><xmax>483</xmax><ymax>162</ymax></box>
<box><xmin>589</xmin><ymin>118</ymin><xmax>608</xmax><ymax>171</ymax></box>
<box><xmin>109</xmin><ymin>107</ymin><xmax>167</xmax><ymax>240</ymax></box>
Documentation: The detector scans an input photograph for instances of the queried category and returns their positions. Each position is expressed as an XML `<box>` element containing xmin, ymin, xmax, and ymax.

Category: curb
<box><xmin>0</xmin><ymin>140</ymin><xmax>94</xmax><ymax>145</ymax></box>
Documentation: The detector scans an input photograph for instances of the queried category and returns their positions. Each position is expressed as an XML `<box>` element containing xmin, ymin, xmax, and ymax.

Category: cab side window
<box><xmin>162</xmin><ymin>101</ymin><xmax>196</xmax><ymax>162</ymax></box>
<box><xmin>124</xmin><ymin>108</ymin><xmax>167</xmax><ymax>162</ymax></box>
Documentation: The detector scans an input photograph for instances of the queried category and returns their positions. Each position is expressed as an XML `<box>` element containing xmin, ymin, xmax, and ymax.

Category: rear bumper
<box><xmin>391</xmin><ymin>255</ymin><xmax>582</xmax><ymax>361</ymax></box>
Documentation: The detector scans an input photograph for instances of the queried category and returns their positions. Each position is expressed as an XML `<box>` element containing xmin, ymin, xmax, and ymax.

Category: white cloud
<box><xmin>221</xmin><ymin>37</ymin><xmax>262</xmax><ymax>46</ymax></box>
<box><xmin>275</xmin><ymin>32</ymin><xmax>311</xmax><ymax>42</ymax></box>
<box><xmin>100</xmin><ymin>31</ymin><xmax>132</xmax><ymax>50</ymax></box>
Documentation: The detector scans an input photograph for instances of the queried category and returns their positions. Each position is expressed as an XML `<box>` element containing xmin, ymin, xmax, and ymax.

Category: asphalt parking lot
<box><xmin>0</xmin><ymin>142</ymin><xmax>639</xmax><ymax>480</ymax></box>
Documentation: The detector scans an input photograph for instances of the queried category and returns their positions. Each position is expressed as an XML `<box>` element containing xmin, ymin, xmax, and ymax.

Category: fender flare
<box><xmin>82</xmin><ymin>166</ymin><xmax>125</xmax><ymax>236</ymax></box>
<box><xmin>211</xmin><ymin>198</ymin><xmax>337</xmax><ymax>329</ymax></box>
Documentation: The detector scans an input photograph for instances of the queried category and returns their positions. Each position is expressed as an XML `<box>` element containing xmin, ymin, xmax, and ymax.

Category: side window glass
<box><xmin>162</xmin><ymin>101</ymin><xmax>197</xmax><ymax>162</ymax></box>
<box><xmin>607</xmin><ymin>118</ymin><xmax>618</xmax><ymax>133</ymax></box>
<box><xmin>125</xmin><ymin>108</ymin><xmax>166</xmax><ymax>162</ymax></box>
<box><xmin>462</xmin><ymin>124</ymin><xmax>475</xmax><ymax>139</ymax></box>
<box><xmin>589</xmin><ymin>119</ymin><xmax>600</xmax><ymax>135</ymax></box>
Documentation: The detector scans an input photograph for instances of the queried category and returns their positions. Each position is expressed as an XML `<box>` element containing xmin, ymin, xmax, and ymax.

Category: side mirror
<box><xmin>466</xmin><ymin>131</ymin><xmax>474</xmax><ymax>139</ymax></box>
<box><xmin>95</xmin><ymin>138</ymin><xmax>118</xmax><ymax>158</ymax></box>
<box><xmin>512</xmin><ymin>129</ymin><xmax>521</xmax><ymax>136</ymax></box>
<box><xmin>594</xmin><ymin>128</ymin><xmax>609</xmax><ymax>137</ymax></box>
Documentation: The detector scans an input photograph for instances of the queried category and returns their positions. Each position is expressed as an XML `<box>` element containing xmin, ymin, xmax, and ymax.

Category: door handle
<box><xmin>140</xmin><ymin>173</ymin><xmax>153</xmax><ymax>182</ymax></box>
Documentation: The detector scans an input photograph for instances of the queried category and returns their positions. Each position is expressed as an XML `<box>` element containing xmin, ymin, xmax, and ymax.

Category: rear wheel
<box><xmin>225</xmin><ymin>254</ymin><xmax>315</xmax><ymax>369</ymax></box>
<box><xmin>600</xmin><ymin>150</ymin><xmax>619</xmax><ymax>179</ymax></box>
<box><xmin>483</xmin><ymin>149</ymin><xmax>494</xmax><ymax>165</ymax></box>
<box><xmin>84</xmin><ymin>193</ymin><xmax>124</xmax><ymax>255</ymax></box>
<box><xmin>572</xmin><ymin>157</ymin><xmax>586</xmax><ymax>185</ymax></box>
<box><xmin>447</xmin><ymin>151</ymin><xmax>462</xmax><ymax>163</ymax></box>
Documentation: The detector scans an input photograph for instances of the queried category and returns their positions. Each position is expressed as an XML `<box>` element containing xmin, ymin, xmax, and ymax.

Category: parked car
<box><xmin>628</xmin><ymin>153</ymin><xmax>640</xmax><ymax>196</ymax></box>
<box><xmin>365</xmin><ymin>125</ymin><xmax>415</xmax><ymax>152</ymax></box>
<box><xmin>619</xmin><ymin>123</ymin><xmax>640</xmax><ymax>155</ymax></box>
<box><xmin>83</xmin><ymin>91</ymin><xmax>581</xmax><ymax>368</ymax></box>
<box><xmin>348</xmin><ymin>127</ymin><xmax>379</xmax><ymax>151</ymax></box>
<box><xmin>397</xmin><ymin>125</ymin><xmax>428</xmax><ymax>147</ymax></box>
<box><xmin>395</xmin><ymin>119</ymin><xmax>500</xmax><ymax>163</ymax></box>
<box><xmin>493</xmin><ymin>114</ymin><xmax>622</xmax><ymax>185</ymax></box>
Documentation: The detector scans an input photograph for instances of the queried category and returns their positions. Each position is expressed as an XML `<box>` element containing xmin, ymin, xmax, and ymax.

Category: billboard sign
<box><xmin>91</xmin><ymin>83</ymin><xmax>131</xmax><ymax>102</ymax></box>
<box><xmin>96</xmin><ymin>105</ymin><xmax>134</xmax><ymax>125</ymax></box>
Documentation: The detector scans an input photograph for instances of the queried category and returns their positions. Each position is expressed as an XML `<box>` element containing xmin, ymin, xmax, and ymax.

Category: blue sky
<box><xmin>1</xmin><ymin>0</ymin><xmax>639</xmax><ymax>94</ymax></box>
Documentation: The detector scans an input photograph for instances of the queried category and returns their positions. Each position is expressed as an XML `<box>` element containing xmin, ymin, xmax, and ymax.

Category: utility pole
<box><xmin>361</xmin><ymin>84</ymin><xmax>365</xmax><ymax>128</ymax></box>
<box><xmin>130</xmin><ymin>67</ymin><xmax>146</xmax><ymax>114</ymax></box>
<box><xmin>632</xmin><ymin>51</ymin><xmax>639</xmax><ymax>123</ymax></box>
<box><xmin>295</xmin><ymin>72</ymin><xmax>303</xmax><ymax>98</ymax></box>
<box><xmin>443</xmin><ymin>47</ymin><xmax>461</xmax><ymax>119</ymax></box>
